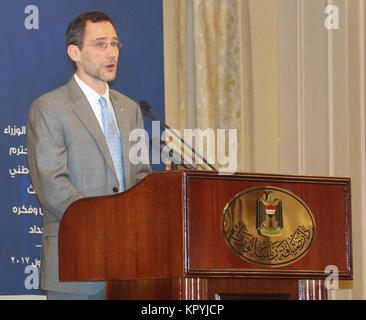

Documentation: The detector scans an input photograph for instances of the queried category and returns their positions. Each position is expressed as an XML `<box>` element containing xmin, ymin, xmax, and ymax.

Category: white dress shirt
<box><xmin>74</xmin><ymin>73</ymin><xmax>120</xmax><ymax>134</ymax></box>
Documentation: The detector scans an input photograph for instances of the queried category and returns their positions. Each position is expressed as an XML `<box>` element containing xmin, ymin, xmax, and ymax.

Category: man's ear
<box><xmin>67</xmin><ymin>44</ymin><xmax>81</xmax><ymax>64</ymax></box>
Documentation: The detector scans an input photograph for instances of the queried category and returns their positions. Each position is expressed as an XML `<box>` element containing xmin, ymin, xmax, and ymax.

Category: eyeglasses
<box><xmin>82</xmin><ymin>41</ymin><xmax>123</xmax><ymax>51</ymax></box>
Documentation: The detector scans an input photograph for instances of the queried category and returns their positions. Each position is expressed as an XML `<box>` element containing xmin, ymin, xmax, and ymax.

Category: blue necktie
<box><xmin>99</xmin><ymin>96</ymin><xmax>126</xmax><ymax>191</ymax></box>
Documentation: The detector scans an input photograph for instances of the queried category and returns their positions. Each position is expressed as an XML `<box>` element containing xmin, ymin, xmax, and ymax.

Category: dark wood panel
<box><xmin>207</xmin><ymin>278</ymin><xmax>299</xmax><ymax>300</ymax></box>
<box><xmin>185</xmin><ymin>172</ymin><xmax>352</xmax><ymax>279</ymax></box>
<box><xmin>106</xmin><ymin>278</ymin><xmax>302</xmax><ymax>300</ymax></box>
<box><xmin>106</xmin><ymin>279</ymin><xmax>183</xmax><ymax>300</ymax></box>
<box><xmin>59</xmin><ymin>171</ymin><xmax>186</xmax><ymax>281</ymax></box>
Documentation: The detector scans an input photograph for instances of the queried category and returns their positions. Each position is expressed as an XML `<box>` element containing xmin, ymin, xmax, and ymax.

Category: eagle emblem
<box><xmin>256</xmin><ymin>191</ymin><xmax>283</xmax><ymax>237</ymax></box>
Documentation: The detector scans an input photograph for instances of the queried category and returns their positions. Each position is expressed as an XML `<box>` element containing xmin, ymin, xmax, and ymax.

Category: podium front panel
<box><xmin>184</xmin><ymin>171</ymin><xmax>352</xmax><ymax>280</ymax></box>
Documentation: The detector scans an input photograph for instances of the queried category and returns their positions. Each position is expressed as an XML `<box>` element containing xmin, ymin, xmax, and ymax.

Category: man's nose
<box><xmin>105</xmin><ymin>44</ymin><xmax>118</xmax><ymax>57</ymax></box>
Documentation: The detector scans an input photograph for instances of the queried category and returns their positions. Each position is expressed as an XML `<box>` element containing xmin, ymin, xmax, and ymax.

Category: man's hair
<box><xmin>66</xmin><ymin>11</ymin><xmax>114</xmax><ymax>70</ymax></box>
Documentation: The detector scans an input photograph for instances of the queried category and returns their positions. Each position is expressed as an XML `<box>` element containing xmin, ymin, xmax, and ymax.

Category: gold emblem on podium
<box><xmin>257</xmin><ymin>191</ymin><xmax>283</xmax><ymax>237</ymax></box>
<box><xmin>222</xmin><ymin>186</ymin><xmax>316</xmax><ymax>267</ymax></box>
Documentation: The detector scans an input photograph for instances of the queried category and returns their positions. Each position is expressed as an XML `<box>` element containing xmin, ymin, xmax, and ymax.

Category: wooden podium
<box><xmin>58</xmin><ymin>170</ymin><xmax>352</xmax><ymax>300</ymax></box>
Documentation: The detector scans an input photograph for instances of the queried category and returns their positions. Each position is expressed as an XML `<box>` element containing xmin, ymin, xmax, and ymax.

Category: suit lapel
<box><xmin>66</xmin><ymin>77</ymin><xmax>118</xmax><ymax>183</ymax></box>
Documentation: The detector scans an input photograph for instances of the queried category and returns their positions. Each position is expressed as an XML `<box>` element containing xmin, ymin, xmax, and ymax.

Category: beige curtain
<box><xmin>164</xmin><ymin>0</ymin><xmax>279</xmax><ymax>172</ymax></box>
<box><xmin>277</xmin><ymin>0</ymin><xmax>365</xmax><ymax>300</ymax></box>
<box><xmin>165</xmin><ymin>0</ymin><xmax>246</xmax><ymax>171</ymax></box>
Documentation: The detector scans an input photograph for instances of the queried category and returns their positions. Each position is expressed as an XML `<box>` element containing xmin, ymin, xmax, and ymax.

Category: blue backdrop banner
<box><xmin>0</xmin><ymin>0</ymin><xmax>164</xmax><ymax>295</ymax></box>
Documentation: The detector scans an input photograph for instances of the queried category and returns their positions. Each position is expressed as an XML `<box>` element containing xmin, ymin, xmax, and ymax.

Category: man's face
<box><xmin>75</xmin><ymin>21</ymin><xmax>119</xmax><ymax>86</ymax></box>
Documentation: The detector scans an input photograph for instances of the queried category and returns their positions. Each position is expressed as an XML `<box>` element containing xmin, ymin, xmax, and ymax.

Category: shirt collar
<box><xmin>74</xmin><ymin>73</ymin><xmax>111</xmax><ymax>107</ymax></box>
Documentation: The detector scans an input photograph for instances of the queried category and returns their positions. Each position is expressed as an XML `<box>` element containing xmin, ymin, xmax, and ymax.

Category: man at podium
<box><xmin>26</xmin><ymin>11</ymin><xmax>151</xmax><ymax>300</ymax></box>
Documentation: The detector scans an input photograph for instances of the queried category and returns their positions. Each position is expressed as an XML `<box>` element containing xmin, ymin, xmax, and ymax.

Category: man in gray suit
<box><xmin>26</xmin><ymin>11</ymin><xmax>151</xmax><ymax>299</ymax></box>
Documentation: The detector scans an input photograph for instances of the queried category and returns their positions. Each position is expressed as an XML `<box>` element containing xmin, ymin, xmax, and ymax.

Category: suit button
<box><xmin>113</xmin><ymin>187</ymin><xmax>119</xmax><ymax>193</ymax></box>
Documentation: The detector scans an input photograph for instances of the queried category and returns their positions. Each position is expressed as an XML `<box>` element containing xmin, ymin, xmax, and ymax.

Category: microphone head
<box><xmin>140</xmin><ymin>100</ymin><xmax>152</xmax><ymax>112</ymax></box>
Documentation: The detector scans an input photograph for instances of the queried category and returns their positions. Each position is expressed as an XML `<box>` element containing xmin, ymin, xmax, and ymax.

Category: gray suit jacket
<box><xmin>26</xmin><ymin>77</ymin><xmax>151</xmax><ymax>295</ymax></box>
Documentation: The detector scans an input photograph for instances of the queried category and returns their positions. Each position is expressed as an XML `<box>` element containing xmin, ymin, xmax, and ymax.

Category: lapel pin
<box><xmin>120</xmin><ymin>107</ymin><xmax>126</xmax><ymax>112</ymax></box>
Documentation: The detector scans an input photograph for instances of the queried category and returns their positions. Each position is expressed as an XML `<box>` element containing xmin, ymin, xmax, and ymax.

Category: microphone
<box><xmin>140</xmin><ymin>100</ymin><xmax>217</xmax><ymax>171</ymax></box>
<box><xmin>150</xmin><ymin>138</ymin><xmax>196</xmax><ymax>170</ymax></box>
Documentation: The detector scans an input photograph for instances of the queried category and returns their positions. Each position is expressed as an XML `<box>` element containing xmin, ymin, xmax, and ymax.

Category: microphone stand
<box><xmin>141</xmin><ymin>100</ymin><xmax>217</xmax><ymax>171</ymax></box>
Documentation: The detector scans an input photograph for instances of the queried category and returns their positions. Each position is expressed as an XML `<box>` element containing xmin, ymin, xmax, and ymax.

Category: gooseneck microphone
<box><xmin>140</xmin><ymin>100</ymin><xmax>216</xmax><ymax>171</ymax></box>
<box><xmin>150</xmin><ymin>138</ymin><xmax>196</xmax><ymax>170</ymax></box>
